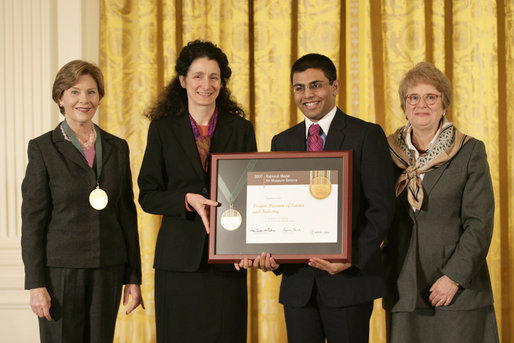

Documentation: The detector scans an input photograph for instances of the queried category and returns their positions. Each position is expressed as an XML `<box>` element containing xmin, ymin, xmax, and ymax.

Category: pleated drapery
<box><xmin>99</xmin><ymin>1</ymin><xmax>514</xmax><ymax>342</ymax></box>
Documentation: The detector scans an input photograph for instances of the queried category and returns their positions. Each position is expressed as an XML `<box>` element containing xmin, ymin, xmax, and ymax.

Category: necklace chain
<box><xmin>60</xmin><ymin>124</ymin><xmax>96</xmax><ymax>149</ymax></box>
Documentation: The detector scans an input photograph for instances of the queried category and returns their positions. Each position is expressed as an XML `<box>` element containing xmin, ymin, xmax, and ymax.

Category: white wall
<box><xmin>0</xmin><ymin>0</ymin><xmax>99</xmax><ymax>341</ymax></box>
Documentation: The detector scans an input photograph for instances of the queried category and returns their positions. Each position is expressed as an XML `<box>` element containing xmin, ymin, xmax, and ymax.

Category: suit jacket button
<box><xmin>202</xmin><ymin>187</ymin><xmax>208</xmax><ymax>195</ymax></box>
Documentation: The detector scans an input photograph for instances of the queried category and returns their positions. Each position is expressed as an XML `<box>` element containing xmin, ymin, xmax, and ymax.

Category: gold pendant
<box><xmin>309</xmin><ymin>171</ymin><xmax>332</xmax><ymax>200</ymax></box>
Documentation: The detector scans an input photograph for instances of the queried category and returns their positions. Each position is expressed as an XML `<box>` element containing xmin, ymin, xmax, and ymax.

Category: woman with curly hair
<box><xmin>138</xmin><ymin>40</ymin><xmax>257</xmax><ymax>342</ymax></box>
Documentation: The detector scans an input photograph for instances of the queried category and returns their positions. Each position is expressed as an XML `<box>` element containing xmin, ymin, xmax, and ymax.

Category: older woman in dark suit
<box><xmin>382</xmin><ymin>62</ymin><xmax>499</xmax><ymax>343</ymax></box>
<box><xmin>138</xmin><ymin>40</ymin><xmax>257</xmax><ymax>342</ymax></box>
<box><xmin>21</xmin><ymin>60</ymin><xmax>143</xmax><ymax>342</ymax></box>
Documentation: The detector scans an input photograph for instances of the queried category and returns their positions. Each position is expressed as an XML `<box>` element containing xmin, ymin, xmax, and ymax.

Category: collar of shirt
<box><xmin>304</xmin><ymin>106</ymin><xmax>337</xmax><ymax>139</ymax></box>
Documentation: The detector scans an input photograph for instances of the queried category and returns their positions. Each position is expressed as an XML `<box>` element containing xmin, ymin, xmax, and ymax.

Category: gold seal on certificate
<box><xmin>220</xmin><ymin>207</ymin><xmax>242</xmax><ymax>231</ymax></box>
<box><xmin>89</xmin><ymin>187</ymin><xmax>108</xmax><ymax>210</ymax></box>
<box><xmin>309</xmin><ymin>170</ymin><xmax>332</xmax><ymax>199</ymax></box>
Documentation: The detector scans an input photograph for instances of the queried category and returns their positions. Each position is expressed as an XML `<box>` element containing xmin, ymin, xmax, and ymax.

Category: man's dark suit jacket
<box><xmin>138</xmin><ymin>112</ymin><xmax>257</xmax><ymax>271</ymax></box>
<box><xmin>21</xmin><ymin>123</ymin><xmax>142</xmax><ymax>289</ymax></box>
<box><xmin>271</xmin><ymin>108</ymin><xmax>395</xmax><ymax>307</ymax></box>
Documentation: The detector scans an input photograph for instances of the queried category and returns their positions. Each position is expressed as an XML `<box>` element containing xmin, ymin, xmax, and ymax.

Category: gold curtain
<box><xmin>99</xmin><ymin>1</ymin><xmax>514</xmax><ymax>342</ymax></box>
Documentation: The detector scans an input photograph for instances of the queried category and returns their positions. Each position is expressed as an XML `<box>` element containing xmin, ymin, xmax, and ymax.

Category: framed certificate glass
<box><xmin>208</xmin><ymin>151</ymin><xmax>352</xmax><ymax>263</ymax></box>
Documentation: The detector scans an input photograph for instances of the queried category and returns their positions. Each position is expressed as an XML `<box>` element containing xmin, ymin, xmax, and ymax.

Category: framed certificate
<box><xmin>208</xmin><ymin>151</ymin><xmax>352</xmax><ymax>263</ymax></box>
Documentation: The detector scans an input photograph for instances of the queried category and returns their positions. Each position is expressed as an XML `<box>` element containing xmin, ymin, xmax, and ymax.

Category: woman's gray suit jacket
<box><xmin>382</xmin><ymin>138</ymin><xmax>495</xmax><ymax>312</ymax></box>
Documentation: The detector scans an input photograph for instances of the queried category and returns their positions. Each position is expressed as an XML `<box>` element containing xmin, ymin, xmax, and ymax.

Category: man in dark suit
<box><xmin>253</xmin><ymin>53</ymin><xmax>395</xmax><ymax>343</ymax></box>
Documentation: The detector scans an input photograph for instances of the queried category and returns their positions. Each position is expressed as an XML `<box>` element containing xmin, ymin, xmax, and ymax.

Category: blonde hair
<box><xmin>398</xmin><ymin>62</ymin><xmax>451</xmax><ymax>112</ymax></box>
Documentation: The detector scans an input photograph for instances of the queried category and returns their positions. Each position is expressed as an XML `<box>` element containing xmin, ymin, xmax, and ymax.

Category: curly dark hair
<box><xmin>145</xmin><ymin>40</ymin><xmax>245</xmax><ymax>120</ymax></box>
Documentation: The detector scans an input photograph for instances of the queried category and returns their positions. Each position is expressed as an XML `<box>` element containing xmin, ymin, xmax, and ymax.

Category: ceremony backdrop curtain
<box><xmin>99</xmin><ymin>1</ymin><xmax>513</xmax><ymax>342</ymax></box>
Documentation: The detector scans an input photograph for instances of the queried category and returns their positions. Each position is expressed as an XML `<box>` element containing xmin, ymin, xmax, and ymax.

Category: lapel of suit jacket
<box><xmin>98</xmin><ymin>127</ymin><xmax>114</xmax><ymax>181</ymax></box>
<box><xmin>173</xmin><ymin>113</ymin><xmax>206</xmax><ymax>179</ymax></box>
<box><xmin>52</xmin><ymin>123</ymin><xmax>94</xmax><ymax>176</ymax></box>
<box><xmin>289</xmin><ymin>121</ymin><xmax>308</xmax><ymax>151</ymax></box>
<box><xmin>211</xmin><ymin>112</ymin><xmax>232</xmax><ymax>153</ymax></box>
<box><xmin>324</xmin><ymin>108</ymin><xmax>346</xmax><ymax>150</ymax></box>
<box><xmin>416</xmin><ymin>162</ymin><xmax>449</xmax><ymax>214</ymax></box>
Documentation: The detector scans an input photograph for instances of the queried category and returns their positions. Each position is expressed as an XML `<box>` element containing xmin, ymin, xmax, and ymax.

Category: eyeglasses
<box><xmin>405</xmin><ymin>93</ymin><xmax>442</xmax><ymax>106</ymax></box>
<box><xmin>292</xmin><ymin>81</ymin><xmax>331</xmax><ymax>94</ymax></box>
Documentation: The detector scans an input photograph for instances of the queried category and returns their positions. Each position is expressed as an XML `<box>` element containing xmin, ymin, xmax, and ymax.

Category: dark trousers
<box><xmin>284</xmin><ymin>284</ymin><xmax>373</xmax><ymax>343</ymax></box>
<box><xmin>155</xmin><ymin>267</ymin><xmax>247</xmax><ymax>343</ymax></box>
<box><xmin>38</xmin><ymin>265</ymin><xmax>124</xmax><ymax>343</ymax></box>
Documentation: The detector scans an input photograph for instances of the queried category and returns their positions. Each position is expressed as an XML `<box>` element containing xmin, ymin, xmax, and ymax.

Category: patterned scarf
<box><xmin>189</xmin><ymin>108</ymin><xmax>218</xmax><ymax>171</ymax></box>
<box><xmin>387</xmin><ymin>118</ymin><xmax>471</xmax><ymax>210</ymax></box>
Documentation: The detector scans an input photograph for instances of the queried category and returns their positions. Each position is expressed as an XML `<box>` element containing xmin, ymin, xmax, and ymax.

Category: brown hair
<box><xmin>145</xmin><ymin>40</ymin><xmax>244</xmax><ymax>120</ymax></box>
<box><xmin>52</xmin><ymin>60</ymin><xmax>105</xmax><ymax>115</ymax></box>
<box><xmin>398</xmin><ymin>62</ymin><xmax>451</xmax><ymax>113</ymax></box>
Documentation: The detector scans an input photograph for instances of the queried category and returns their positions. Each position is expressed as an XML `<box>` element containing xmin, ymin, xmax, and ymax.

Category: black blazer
<box><xmin>21</xmin><ymin>123</ymin><xmax>141</xmax><ymax>289</ymax></box>
<box><xmin>271</xmin><ymin>108</ymin><xmax>395</xmax><ymax>307</ymax></box>
<box><xmin>138</xmin><ymin>112</ymin><xmax>257</xmax><ymax>271</ymax></box>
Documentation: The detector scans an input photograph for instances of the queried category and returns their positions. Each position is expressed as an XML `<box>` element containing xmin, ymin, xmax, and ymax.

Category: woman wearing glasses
<box><xmin>382</xmin><ymin>62</ymin><xmax>499</xmax><ymax>343</ymax></box>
